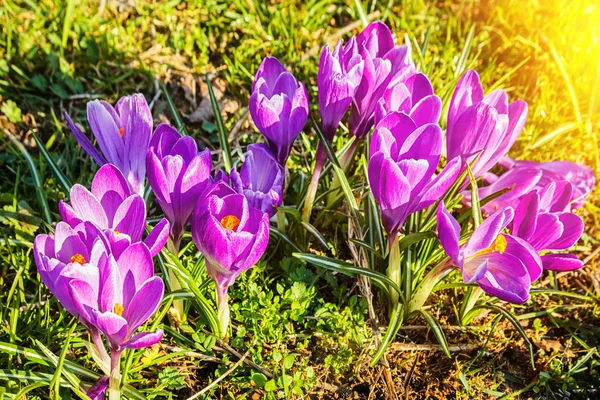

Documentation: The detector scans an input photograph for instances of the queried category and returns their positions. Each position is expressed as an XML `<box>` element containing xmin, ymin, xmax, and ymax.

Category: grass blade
<box><xmin>205</xmin><ymin>75</ymin><xmax>232</xmax><ymax>172</ymax></box>
<box><xmin>5</xmin><ymin>131</ymin><xmax>52</xmax><ymax>224</ymax></box>
<box><xmin>415</xmin><ymin>309</ymin><xmax>451</xmax><ymax>357</ymax></box>
<box><xmin>370</xmin><ymin>300</ymin><xmax>404</xmax><ymax>366</ymax></box>
<box><xmin>455</xmin><ymin>25</ymin><xmax>475</xmax><ymax>76</ymax></box>
<box><xmin>465</xmin><ymin>305</ymin><xmax>535</xmax><ymax>369</ymax></box>
<box><xmin>160</xmin><ymin>81</ymin><xmax>188</xmax><ymax>136</ymax></box>
<box><xmin>31</xmin><ymin>131</ymin><xmax>72</xmax><ymax>193</ymax></box>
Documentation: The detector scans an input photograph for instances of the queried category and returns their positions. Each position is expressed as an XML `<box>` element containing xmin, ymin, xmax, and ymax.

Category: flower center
<box><xmin>114</xmin><ymin>230</ymin><xmax>120</xmax><ymax>235</ymax></box>
<box><xmin>470</xmin><ymin>235</ymin><xmax>507</xmax><ymax>259</ymax></box>
<box><xmin>220</xmin><ymin>215</ymin><xmax>241</xmax><ymax>231</ymax></box>
<box><xmin>70</xmin><ymin>253</ymin><xmax>86</xmax><ymax>264</ymax></box>
<box><xmin>119</xmin><ymin>127</ymin><xmax>125</xmax><ymax>137</ymax></box>
<box><xmin>113</xmin><ymin>303</ymin><xmax>124</xmax><ymax>317</ymax></box>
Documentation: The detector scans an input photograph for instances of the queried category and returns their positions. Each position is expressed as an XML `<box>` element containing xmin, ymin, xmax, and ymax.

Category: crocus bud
<box><xmin>249</xmin><ymin>57</ymin><xmax>309</xmax><ymax>165</ymax></box>
<box><xmin>230</xmin><ymin>143</ymin><xmax>284</xmax><ymax>217</ymax></box>
<box><xmin>65</xmin><ymin>94</ymin><xmax>153</xmax><ymax>195</ymax></box>
<box><xmin>191</xmin><ymin>182</ymin><xmax>270</xmax><ymax>336</ymax></box>
<box><xmin>318</xmin><ymin>38</ymin><xmax>364</xmax><ymax>139</ymax></box>
<box><xmin>368</xmin><ymin>112</ymin><xmax>461</xmax><ymax>236</ymax></box>
<box><xmin>58</xmin><ymin>164</ymin><xmax>170</xmax><ymax>257</ymax></box>
<box><xmin>146</xmin><ymin>124</ymin><xmax>213</xmax><ymax>248</ymax></box>
<box><xmin>437</xmin><ymin>202</ymin><xmax>542</xmax><ymax>303</ymax></box>
<box><xmin>512</xmin><ymin>182</ymin><xmax>584</xmax><ymax>271</ymax></box>
<box><xmin>446</xmin><ymin>70</ymin><xmax>528</xmax><ymax>178</ymax></box>
<box><xmin>374</xmin><ymin>73</ymin><xmax>442</xmax><ymax>127</ymax></box>
<box><xmin>349</xmin><ymin>22</ymin><xmax>414</xmax><ymax>139</ymax></box>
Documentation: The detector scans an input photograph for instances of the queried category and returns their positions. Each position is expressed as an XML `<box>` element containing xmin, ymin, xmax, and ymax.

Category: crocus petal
<box><xmin>123</xmin><ymin>276</ymin><xmax>164</xmax><ymax>335</ymax></box>
<box><xmin>144</xmin><ymin>218</ymin><xmax>170</xmax><ymax>257</ymax></box>
<box><xmin>113</xmin><ymin>196</ymin><xmax>146</xmax><ymax>242</ymax></box>
<box><xmin>541</xmin><ymin>253</ymin><xmax>583</xmax><ymax>271</ymax></box>
<box><xmin>65</xmin><ymin>111</ymin><xmax>107</xmax><ymax>166</ymax></box>
<box><xmin>91</xmin><ymin>164</ymin><xmax>131</xmax><ymax>201</ymax></box>
<box><xmin>465</xmin><ymin>207</ymin><xmax>514</xmax><ymax>256</ymax></box>
<box><xmin>512</xmin><ymin>190</ymin><xmax>539</xmax><ymax>240</ymax></box>
<box><xmin>122</xmin><ymin>330</ymin><xmax>164</xmax><ymax>349</ymax></box>
<box><xmin>69</xmin><ymin>185</ymin><xmax>109</xmax><ymax>229</ymax></box>
<box><xmin>436</xmin><ymin>202</ymin><xmax>461</xmax><ymax>263</ymax></box>
<box><xmin>87</xmin><ymin>101</ymin><xmax>124</xmax><ymax>168</ymax></box>
<box><xmin>476</xmin><ymin>250</ymin><xmax>531</xmax><ymax>304</ymax></box>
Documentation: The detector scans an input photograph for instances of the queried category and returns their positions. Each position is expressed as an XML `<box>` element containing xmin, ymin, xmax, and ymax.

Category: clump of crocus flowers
<box><xmin>33</xmin><ymin>19</ymin><xmax>594</xmax><ymax>398</ymax></box>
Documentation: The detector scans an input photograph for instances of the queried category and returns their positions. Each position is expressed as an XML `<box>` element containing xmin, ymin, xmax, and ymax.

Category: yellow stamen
<box><xmin>70</xmin><ymin>253</ymin><xmax>86</xmax><ymax>264</ymax></box>
<box><xmin>470</xmin><ymin>234</ymin><xmax>507</xmax><ymax>258</ymax></box>
<box><xmin>119</xmin><ymin>127</ymin><xmax>125</xmax><ymax>136</ymax></box>
<box><xmin>114</xmin><ymin>303</ymin><xmax>124</xmax><ymax>316</ymax></box>
<box><xmin>114</xmin><ymin>230</ymin><xmax>120</xmax><ymax>235</ymax></box>
<box><xmin>220</xmin><ymin>215</ymin><xmax>241</xmax><ymax>231</ymax></box>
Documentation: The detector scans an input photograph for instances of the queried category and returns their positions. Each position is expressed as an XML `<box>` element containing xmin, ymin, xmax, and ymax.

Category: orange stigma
<box><xmin>220</xmin><ymin>215</ymin><xmax>241</xmax><ymax>231</ymax></box>
<box><xmin>119</xmin><ymin>127</ymin><xmax>124</xmax><ymax>136</ymax></box>
<box><xmin>114</xmin><ymin>303</ymin><xmax>124</xmax><ymax>316</ymax></box>
<box><xmin>114</xmin><ymin>230</ymin><xmax>120</xmax><ymax>235</ymax></box>
<box><xmin>70</xmin><ymin>253</ymin><xmax>86</xmax><ymax>264</ymax></box>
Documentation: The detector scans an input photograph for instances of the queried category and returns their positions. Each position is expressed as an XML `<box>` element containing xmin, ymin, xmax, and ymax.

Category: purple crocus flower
<box><xmin>249</xmin><ymin>57</ymin><xmax>309</xmax><ymax>165</ymax></box>
<box><xmin>437</xmin><ymin>202</ymin><xmax>543</xmax><ymax>303</ymax></box>
<box><xmin>500</xmin><ymin>157</ymin><xmax>595</xmax><ymax>209</ymax></box>
<box><xmin>368</xmin><ymin>112</ymin><xmax>462</xmax><ymax>236</ymax></box>
<box><xmin>191</xmin><ymin>182</ymin><xmax>270</xmax><ymax>335</ymax></box>
<box><xmin>374</xmin><ymin>73</ymin><xmax>442</xmax><ymax>127</ymax></box>
<box><xmin>318</xmin><ymin>37</ymin><xmax>364</xmax><ymax>139</ymax></box>
<box><xmin>446</xmin><ymin>70</ymin><xmax>528</xmax><ymax>178</ymax></box>
<box><xmin>230</xmin><ymin>143</ymin><xmax>284</xmax><ymax>217</ymax></box>
<box><xmin>512</xmin><ymin>182</ymin><xmax>584</xmax><ymax>271</ymax></box>
<box><xmin>34</xmin><ymin>221</ymin><xmax>109</xmax><ymax>326</ymax></box>
<box><xmin>146</xmin><ymin>124</ymin><xmax>213</xmax><ymax>249</ymax></box>
<box><xmin>33</xmin><ymin>222</ymin><xmax>164</xmax><ymax>350</ymax></box>
<box><xmin>349</xmin><ymin>22</ymin><xmax>414</xmax><ymax>139</ymax></box>
<box><xmin>65</xmin><ymin>94</ymin><xmax>153</xmax><ymax>195</ymax></box>
<box><xmin>59</xmin><ymin>164</ymin><xmax>170</xmax><ymax>257</ymax></box>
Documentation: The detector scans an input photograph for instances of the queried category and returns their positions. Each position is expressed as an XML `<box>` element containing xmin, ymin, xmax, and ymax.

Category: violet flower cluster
<box><xmin>30</xmin><ymin>20</ymin><xmax>594</xmax><ymax>394</ymax></box>
<box><xmin>35</xmin><ymin>91</ymin><xmax>288</xmax><ymax>397</ymax></box>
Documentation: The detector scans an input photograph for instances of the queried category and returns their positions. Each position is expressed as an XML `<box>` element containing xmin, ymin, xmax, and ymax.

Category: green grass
<box><xmin>1</xmin><ymin>0</ymin><xmax>600</xmax><ymax>398</ymax></box>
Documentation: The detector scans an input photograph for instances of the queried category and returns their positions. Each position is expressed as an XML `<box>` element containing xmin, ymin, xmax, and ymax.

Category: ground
<box><xmin>1</xmin><ymin>0</ymin><xmax>600</xmax><ymax>398</ymax></box>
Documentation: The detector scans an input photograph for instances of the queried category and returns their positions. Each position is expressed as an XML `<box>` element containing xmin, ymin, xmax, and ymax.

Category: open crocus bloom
<box><xmin>512</xmin><ymin>182</ymin><xmax>584</xmax><ymax>271</ymax></box>
<box><xmin>34</xmin><ymin>221</ymin><xmax>164</xmax><ymax>350</ymax></box>
<box><xmin>249</xmin><ymin>56</ymin><xmax>309</xmax><ymax>165</ymax></box>
<box><xmin>349</xmin><ymin>21</ymin><xmax>414</xmax><ymax>139</ymax></box>
<box><xmin>65</xmin><ymin>94</ymin><xmax>152</xmax><ymax>195</ymax></box>
<box><xmin>446</xmin><ymin>70</ymin><xmax>528</xmax><ymax>178</ymax></box>
<box><xmin>191</xmin><ymin>182</ymin><xmax>270</xmax><ymax>303</ymax></box>
<box><xmin>368</xmin><ymin>112</ymin><xmax>462</xmax><ymax>236</ymax></box>
<box><xmin>230</xmin><ymin>143</ymin><xmax>284</xmax><ymax>217</ymax></box>
<box><xmin>146</xmin><ymin>124</ymin><xmax>213</xmax><ymax>247</ymax></box>
<box><xmin>59</xmin><ymin>164</ymin><xmax>169</xmax><ymax>257</ymax></box>
<box><xmin>318</xmin><ymin>37</ymin><xmax>364</xmax><ymax>139</ymax></box>
<box><xmin>375</xmin><ymin>73</ymin><xmax>442</xmax><ymax>127</ymax></box>
<box><xmin>437</xmin><ymin>202</ymin><xmax>543</xmax><ymax>303</ymax></box>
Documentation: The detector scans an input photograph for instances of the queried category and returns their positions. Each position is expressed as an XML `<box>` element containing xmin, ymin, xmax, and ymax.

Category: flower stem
<box><xmin>408</xmin><ymin>258</ymin><xmax>453</xmax><ymax>314</ymax></box>
<box><xmin>301</xmin><ymin>145</ymin><xmax>328</xmax><ymax>223</ymax></box>
<box><xmin>276</xmin><ymin>202</ymin><xmax>286</xmax><ymax>233</ymax></box>
<box><xmin>167</xmin><ymin>237</ymin><xmax>184</xmax><ymax>324</ymax></box>
<box><xmin>108</xmin><ymin>350</ymin><xmax>122</xmax><ymax>400</ymax></box>
<box><xmin>90</xmin><ymin>328</ymin><xmax>111</xmax><ymax>372</ymax></box>
<box><xmin>217</xmin><ymin>293</ymin><xmax>230</xmax><ymax>338</ymax></box>
<box><xmin>460</xmin><ymin>286</ymin><xmax>484</xmax><ymax>325</ymax></box>
<box><xmin>387</xmin><ymin>234</ymin><xmax>402</xmax><ymax>307</ymax></box>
